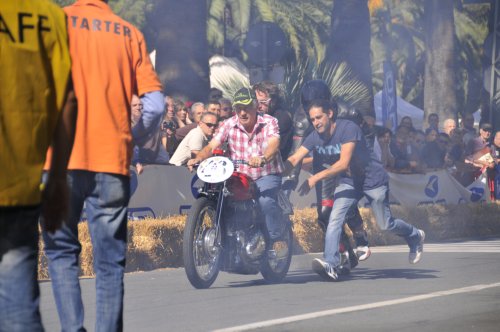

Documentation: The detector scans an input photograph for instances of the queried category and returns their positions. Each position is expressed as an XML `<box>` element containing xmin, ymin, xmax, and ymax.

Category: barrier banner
<box><xmin>127</xmin><ymin>166</ymin><xmax>491</xmax><ymax>218</ymax></box>
<box><xmin>387</xmin><ymin>169</ymin><xmax>490</xmax><ymax>206</ymax></box>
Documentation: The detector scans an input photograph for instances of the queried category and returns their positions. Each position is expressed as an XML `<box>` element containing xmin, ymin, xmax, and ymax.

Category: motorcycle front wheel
<box><xmin>260</xmin><ymin>221</ymin><xmax>293</xmax><ymax>283</ymax></box>
<box><xmin>183</xmin><ymin>197</ymin><xmax>221</xmax><ymax>289</ymax></box>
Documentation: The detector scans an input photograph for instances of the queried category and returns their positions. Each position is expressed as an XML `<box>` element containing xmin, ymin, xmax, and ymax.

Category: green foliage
<box><xmin>283</xmin><ymin>58</ymin><xmax>371</xmax><ymax>112</ymax></box>
<box><xmin>207</xmin><ymin>0</ymin><xmax>331</xmax><ymax>64</ymax></box>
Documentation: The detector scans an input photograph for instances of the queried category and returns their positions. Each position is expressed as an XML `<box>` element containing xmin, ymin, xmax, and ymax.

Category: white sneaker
<box><xmin>312</xmin><ymin>258</ymin><xmax>339</xmax><ymax>281</ymax></box>
<box><xmin>355</xmin><ymin>246</ymin><xmax>371</xmax><ymax>261</ymax></box>
<box><xmin>409</xmin><ymin>229</ymin><xmax>425</xmax><ymax>264</ymax></box>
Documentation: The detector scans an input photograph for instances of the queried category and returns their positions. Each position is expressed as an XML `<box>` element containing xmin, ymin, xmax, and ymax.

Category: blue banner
<box><xmin>382</xmin><ymin>61</ymin><xmax>398</xmax><ymax>131</ymax></box>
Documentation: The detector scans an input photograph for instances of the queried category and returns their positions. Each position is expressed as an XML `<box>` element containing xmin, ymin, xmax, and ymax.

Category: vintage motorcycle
<box><xmin>183</xmin><ymin>156</ymin><xmax>293</xmax><ymax>289</ymax></box>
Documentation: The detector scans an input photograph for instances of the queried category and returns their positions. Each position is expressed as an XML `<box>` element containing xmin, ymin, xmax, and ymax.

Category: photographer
<box><xmin>161</xmin><ymin>117</ymin><xmax>180</xmax><ymax>157</ymax></box>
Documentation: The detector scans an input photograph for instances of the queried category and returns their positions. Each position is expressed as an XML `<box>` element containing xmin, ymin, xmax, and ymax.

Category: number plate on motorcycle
<box><xmin>197</xmin><ymin>156</ymin><xmax>234</xmax><ymax>183</ymax></box>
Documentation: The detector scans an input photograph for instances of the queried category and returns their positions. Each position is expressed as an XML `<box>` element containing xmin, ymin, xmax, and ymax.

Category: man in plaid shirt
<box><xmin>188</xmin><ymin>87</ymin><xmax>285</xmax><ymax>240</ymax></box>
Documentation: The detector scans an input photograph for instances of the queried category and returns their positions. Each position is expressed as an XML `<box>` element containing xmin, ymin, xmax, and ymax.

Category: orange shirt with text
<box><xmin>64</xmin><ymin>0</ymin><xmax>162</xmax><ymax>175</ymax></box>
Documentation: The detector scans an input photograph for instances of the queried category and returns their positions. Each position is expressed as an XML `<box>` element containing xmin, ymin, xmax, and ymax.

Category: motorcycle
<box><xmin>183</xmin><ymin>155</ymin><xmax>293</xmax><ymax>289</ymax></box>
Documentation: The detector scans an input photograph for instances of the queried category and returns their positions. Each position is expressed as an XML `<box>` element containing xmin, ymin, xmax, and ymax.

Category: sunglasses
<box><xmin>203</xmin><ymin>122</ymin><xmax>217</xmax><ymax>128</ymax></box>
<box><xmin>257</xmin><ymin>98</ymin><xmax>271</xmax><ymax>105</ymax></box>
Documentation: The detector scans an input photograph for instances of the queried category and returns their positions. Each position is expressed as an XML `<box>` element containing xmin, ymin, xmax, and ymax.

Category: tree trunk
<box><xmin>149</xmin><ymin>0</ymin><xmax>210</xmax><ymax>102</ymax></box>
<box><xmin>325</xmin><ymin>0</ymin><xmax>375</xmax><ymax>118</ymax></box>
<box><xmin>424</xmin><ymin>0</ymin><xmax>458</xmax><ymax>123</ymax></box>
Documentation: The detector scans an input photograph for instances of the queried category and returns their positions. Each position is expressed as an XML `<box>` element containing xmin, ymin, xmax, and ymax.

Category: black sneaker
<box><xmin>409</xmin><ymin>229</ymin><xmax>425</xmax><ymax>264</ymax></box>
<box><xmin>312</xmin><ymin>258</ymin><xmax>339</xmax><ymax>281</ymax></box>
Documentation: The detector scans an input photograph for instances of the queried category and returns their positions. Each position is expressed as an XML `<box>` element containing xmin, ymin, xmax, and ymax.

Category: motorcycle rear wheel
<box><xmin>260</xmin><ymin>222</ymin><xmax>293</xmax><ymax>283</ymax></box>
<box><xmin>183</xmin><ymin>197</ymin><xmax>221</xmax><ymax>289</ymax></box>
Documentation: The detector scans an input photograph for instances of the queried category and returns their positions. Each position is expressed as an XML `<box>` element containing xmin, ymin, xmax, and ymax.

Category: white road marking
<box><xmin>213</xmin><ymin>282</ymin><xmax>500</xmax><ymax>332</ymax></box>
<box><xmin>371</xmin><ymin>239</ymin><xmax>500</xmax><ymax>253</ymax></box>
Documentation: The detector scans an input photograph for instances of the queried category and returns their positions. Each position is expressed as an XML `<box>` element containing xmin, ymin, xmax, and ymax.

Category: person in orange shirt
<box><xmin>42</xmin><ymin>1</ymin><xmax>164</xmax><ymax>331</ymax></box>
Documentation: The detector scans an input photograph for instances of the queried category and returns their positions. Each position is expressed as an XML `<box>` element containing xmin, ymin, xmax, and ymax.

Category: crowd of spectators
<box><xmin>130</xmin><ymin>86</ymin><xmax>500</xmax><ymax>200</ymax></box>
<box><xmin>373</xmin><ymin>112</ymin><xmax>500</xmax><ymax>200</ymax></box>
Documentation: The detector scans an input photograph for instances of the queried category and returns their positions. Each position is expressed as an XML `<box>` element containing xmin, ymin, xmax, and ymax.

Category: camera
<box><xmin>162</xmin><ymin>120</ymin><xmax>176</xmax><ymax>131</ymax></box>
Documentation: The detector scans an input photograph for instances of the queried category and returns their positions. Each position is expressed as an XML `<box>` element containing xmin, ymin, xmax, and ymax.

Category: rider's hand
<box><xmin>297</xmin><ymin>177</ymin><xmax>316</xmax><ymax>196</ymax></box>
<box><xmin>187</xmin><ymin>158</ymin><xmax>199</xmax><ymax>172</ymax></box>
<box><xmin>248</xmin><ymin>156</ymin><xmax>265</xmax><ymax>168</ymax></box>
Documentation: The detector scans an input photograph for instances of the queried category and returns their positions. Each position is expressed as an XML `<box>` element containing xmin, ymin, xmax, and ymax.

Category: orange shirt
<box><xmin>64</xmin><ymin>0</ymin><xmax>162</xmax><ymax>175</ymax></box>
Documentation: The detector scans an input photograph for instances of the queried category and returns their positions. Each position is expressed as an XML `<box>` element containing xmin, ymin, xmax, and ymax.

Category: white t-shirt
<box><xmin>169</xmin><ymin>126</ymin><xmax>209</xmax><ymax>166</ymax></box>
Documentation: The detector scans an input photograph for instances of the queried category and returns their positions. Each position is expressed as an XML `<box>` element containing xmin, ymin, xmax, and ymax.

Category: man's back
<box><xmin>0</xmin><ymin>0</ymin><xmax>71</xmax><ymax>206</ymax></box>
<box><xmin>64</xmin><ymin>0</ymin><xmax>162</xmax><ymax>175</ymax></box>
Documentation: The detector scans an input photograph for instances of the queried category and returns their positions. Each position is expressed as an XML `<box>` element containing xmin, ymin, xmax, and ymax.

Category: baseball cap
<box><xmin>232</xmin><ymin>87</ymin><xmax>255</xmax><ymax>107</ymax></box>
<box><xmin>480</xmin><ymin>123</ymin><xmax>493</xmax><ymax>131</ymax></box>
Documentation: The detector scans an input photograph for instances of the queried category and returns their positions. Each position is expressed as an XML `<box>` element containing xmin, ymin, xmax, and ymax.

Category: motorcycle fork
<box><xmin>213</xmin><ymin>182</ymin><xmax>226</xmax><ymax>248</ymax></box>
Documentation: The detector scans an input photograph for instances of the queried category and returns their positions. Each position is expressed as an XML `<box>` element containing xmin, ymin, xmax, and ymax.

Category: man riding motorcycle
<box><xmin>188</xmin><ymin>87</ymin><xmax>287</xmax><ymax>246</ymax></box>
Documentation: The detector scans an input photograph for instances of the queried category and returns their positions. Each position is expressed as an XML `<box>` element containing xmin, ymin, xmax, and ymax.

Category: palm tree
<box><xmin>325</xmin><ymin>0</ymin><xmax>375</xmax><ymax>118</ymax></box>
<box><xmin>207</xmin><ymin>0</ymin><xmax>332</xmax><ymax>64</ymax></box>
<box><xmin>423</xmin><ymin>0</ymin><xmax>458</xmax><ymax>122</ymax></box>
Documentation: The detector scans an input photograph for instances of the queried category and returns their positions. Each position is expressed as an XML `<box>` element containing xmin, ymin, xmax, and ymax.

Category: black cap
<box><xmin>480</xmin><ymin>122</ymin><xmax>493</xmax><ymax>131</ymax></box>
<box><xmin>300</xmin><ymin>80</ymin><xmax>331</xmax><ymax>110</ymax></box>
<box><xmin>232</xmin><ymin>87</ymin><xmax>255</xmax><ymax>107</ymax></box>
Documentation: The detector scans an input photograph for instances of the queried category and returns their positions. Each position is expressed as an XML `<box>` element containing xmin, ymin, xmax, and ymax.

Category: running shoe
<box><xmin>409</xmin><ymin>229</ymin><xmax>425</xmax><ymax>264</ymax></box>
<box><xmin>312</xmin><ymin>258</ymin><xmax>339</xmax><ymax>281</ymax></box>
<box><xmin>355</xmin><ymin>246</ymin><xmax>371</xmax><ymax>261</ymax></box>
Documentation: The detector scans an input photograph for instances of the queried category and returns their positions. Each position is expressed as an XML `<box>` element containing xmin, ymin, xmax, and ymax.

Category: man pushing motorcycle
<box><xmin>188</xmin><ymin>87</ymin><xmax>286</xmax><ymax>244</ymax></box>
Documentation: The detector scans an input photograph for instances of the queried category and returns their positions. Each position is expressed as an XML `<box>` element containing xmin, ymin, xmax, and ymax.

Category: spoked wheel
<box><xmin>260</xmin><ymin>222</ymin><xmax>293</xmax><ymax>283</ymax></box>
<box><xmin>183</xmin><ymin>197</ymin><xmax>221</xmax><ymax>289</ymax></box>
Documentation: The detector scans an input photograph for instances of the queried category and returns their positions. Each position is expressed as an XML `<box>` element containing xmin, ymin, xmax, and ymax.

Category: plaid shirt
<box><xmin>213</xmin><ymin>114</ymin><xmax>283</xmax><ymax>180</ymax></box>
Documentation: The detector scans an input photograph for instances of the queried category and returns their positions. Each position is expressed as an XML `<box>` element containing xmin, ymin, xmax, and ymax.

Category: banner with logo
<box><xmin>382</xmin><ymin>61</ymin><xmax>398</xmax><ymax>131</ymax></box>
<box><xmin>387</xmin><ymin>170</ymin><xmax>490</xmax><ymax>206</ymax></box>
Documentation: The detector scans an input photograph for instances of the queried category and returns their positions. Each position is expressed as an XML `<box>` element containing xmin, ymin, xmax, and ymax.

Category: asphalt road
<box><xmin>40</xmin><ymin>238</ymin><xmax>500</xmax><ymax>331</ymax></box>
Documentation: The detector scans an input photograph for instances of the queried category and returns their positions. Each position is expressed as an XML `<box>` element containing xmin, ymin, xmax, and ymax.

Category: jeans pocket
<box><xmin>96</xmin><ymin>173</ymin><xmax>130</xmax><ymax>208</ymax></box>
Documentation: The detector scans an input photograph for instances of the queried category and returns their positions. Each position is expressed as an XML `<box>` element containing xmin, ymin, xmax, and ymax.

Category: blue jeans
<box><xmin>255</xmin><ymin>174</ymin><xmax>285</xmax><ymax>240</ymax></box>
<box><xmin>324</xmin><ymin>183</ymin><xmax>420</xmax><ymax>267</ymax></box>
<box><xmin>43</xmin><ymin>171</ymin><xmax>129</xmax><ymax>332</ymax></box>
<box><xmin>0</xmin><ymin>206</ymin><xmax>43</xmax><ymax>332</ymax></box>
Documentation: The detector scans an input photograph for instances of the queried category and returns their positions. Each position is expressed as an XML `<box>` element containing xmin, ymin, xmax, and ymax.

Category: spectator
<box><xmin>0</xmin><ymin>1</ymin><xmax>76</xmax><ymax>329</ymax></box>
<box><xmin>42</xmin><ymin>1</ymin><xmax>164</xmax><ymax>331</ymax></box>
<box><xmin>399</xmin><ymin>116</ymin><xmax>414</xmax><ymax>130</ymax></box>
<box><xmin>420</xmin><ymin>128</ymin><xmax>446</xmax><ymax>169</ymax></box>
<box><xmin>490</xmin><ymin>130</ymin><xmax>500</xmax><ymax>200</ymax></box>
<box><xmin>465</xmin><ymin>122</ymin><xmax>493</xmax><ymax>159</ymax></box>
<box><xmin>131</xmin><ymin>94</ymin><xmax>143</xmax><ymax>127</ymax></box>
<box><xmin>219</xmin><ymin>97</ymin><xmax>234</xmax><ymax>120</ymax></box>
<box><xmin>425</xmin><ymin>113</ymin><xmax>440</xmax><ymax>134</ymax></box>
<box><xmin>374</xmin><ymin>127</ymin><xmax>395</xmax><ymax>169</ymax></box>
<box><xmin>131</xmin><ymin>95</ymin><xmax>169</xmax><ymax>174</ymax></box>
<box><xmin>409</xmin><ymin>129</ymin><xmax>426</xmax><ymax>157</ymax></box>
<box><xmin>161</xmin><ymin>115</ymin><xmax>179</xmax><ymax>157</ymax></box>
<box><xmin>390</xmin><ymin>125</ymin><xmax>417</xmax><ymax>172</ymax></box>
<box><xmin>165</xmin><ymin>95</ymin><xmax>175</xmax><ymax>121</ymax></box>
<box><xmin>175</xmin><ymin>102</ymin><xmax>205</xmax><ymax>141</ymax></box>
<box><xmin>169</xmin><ymin>112</ymin><xmax>219</xmax><ymax>166</ymax></box>
<box><xmin>253</xmin><ymin>81</ymin><xmax>294</xmax><ymax>159</ymax></box>
<box><xmin>443</xmin><ymin>118</ymin><xmax>457</xmax><ymax>137</ymax></box>
<box><xmin>208</xmin><ymin>87</ymin><xmax>223</xmax><ymax>101</ymax></box>
<box><xmin>174</xmin><ymin>99</ymin><xmax>192</xmax><ymax>128</ymax></box>
<box><xmin>461</xmin><ymin>112</ymin><xmax>476</xmax><ymax>145</ymax></box>
<box><xmin>445</xmin><ymin>128</ymin><xmax>466</xmax><ymax>170</ymax></box>
<box><xmin>206</xmin><ymin>100</ymin><xmax>222</xmax><ymax>119</ymax></box>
